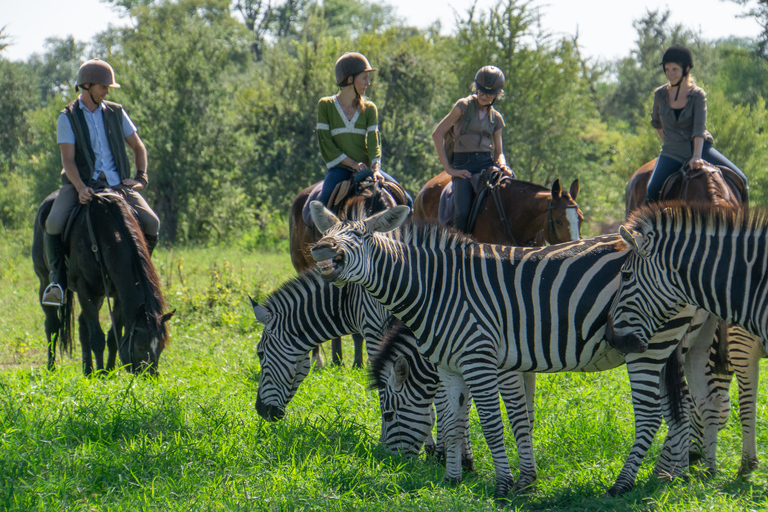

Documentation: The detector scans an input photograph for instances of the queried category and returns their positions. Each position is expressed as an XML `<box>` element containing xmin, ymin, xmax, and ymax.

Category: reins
<box><xmin>86</xmin><ymin>195</ymin><xmax>135</xmax><ymax>369</ymax></box>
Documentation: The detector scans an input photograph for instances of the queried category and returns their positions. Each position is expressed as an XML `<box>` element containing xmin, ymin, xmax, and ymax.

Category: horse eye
<box><xmin>555</xmin><ymin>220</ymin><xmax>563</xmax><ymax>226</ymax></box>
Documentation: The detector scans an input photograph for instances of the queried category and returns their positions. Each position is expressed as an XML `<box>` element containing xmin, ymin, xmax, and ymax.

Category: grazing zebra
<box><xmin>309</xmin><ymin>202</ymin><xmax>709</xmax><ymax>498</ymax></box>
<box><xmin>606</xmin><ymin>203</ymin><xmax>768</xmax><ymax>475</ymax></box>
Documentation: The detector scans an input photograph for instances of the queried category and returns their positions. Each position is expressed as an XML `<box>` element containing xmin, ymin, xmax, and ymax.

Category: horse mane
<box><xmin>92</xmin><ymin>194</ymin><xmax>168</xmax><ymax>342</ymax></box>
<box><xmin>339</xmin><ymin>183</ymin><xmax>394</xmax><ymax>222</ymax></box>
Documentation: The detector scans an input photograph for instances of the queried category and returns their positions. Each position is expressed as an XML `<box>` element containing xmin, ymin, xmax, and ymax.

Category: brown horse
<box><xmin>289</xmin><ymin>180</ymin><xmax>400</xmax><ymax>368</ymax></box>
<box><xmin>413</xmin><ymin>171</ymin><xmax>583</xmax><ymax>246</ymax></box>
<box><xmin>625</xmin><ymin>158</ymin><xmax>745</xmax><ymax>218</ymax></box>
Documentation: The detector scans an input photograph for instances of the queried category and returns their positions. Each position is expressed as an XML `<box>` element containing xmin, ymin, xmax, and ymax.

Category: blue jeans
<box><xmin>452</xmin><ymin>152</ymin><xmax>494</xmax><ymax>233</ymax></box>
<box><xmin>317</xmin><ymin>166</ymin><xmax>413</xmax><ymax>209</ymax></box>
<box><xmin>646</xmin><ymin>144</ymin><xmax>747</xmax><ymax>202</ymax></box>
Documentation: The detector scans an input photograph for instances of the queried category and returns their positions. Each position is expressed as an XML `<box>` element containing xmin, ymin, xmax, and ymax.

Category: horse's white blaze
<box><xmin>151</xmin><ymin>338</ymin><xmax>160</xmax><ymax>357</ymax></box>
<box><xmin>566</xmin><ymin>208</ymin><xmax>581</xmax><ymax>240</ymax></box>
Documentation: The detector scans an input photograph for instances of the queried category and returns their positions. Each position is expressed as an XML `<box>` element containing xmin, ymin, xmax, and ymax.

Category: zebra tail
<box><xmin>710</xmin><ymin>319</ymin><xmax>732</xmax><ymax>376</ymax></box>
<box><xmin>664</xmin><ymin>345</ymin><xmax>686</xmax><ymax>425</ymax></box>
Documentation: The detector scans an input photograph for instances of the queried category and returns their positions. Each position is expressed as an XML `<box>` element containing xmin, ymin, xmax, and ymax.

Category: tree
<box><xmin>26</xmin><ymin>37</ymin><xmax>86</xmax><ymax>104</ymax></box>
<box><xmin>729</xmin><ymin>0</ymin><xmax>768</xmax><ymax>60</ymax></box>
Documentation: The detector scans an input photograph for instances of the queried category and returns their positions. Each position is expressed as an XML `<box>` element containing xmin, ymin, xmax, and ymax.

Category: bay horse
<box><xmin>289</xmin><ymin>179</ymin><xmax>400</xmax><ymax>368</ymax></box>
<box><xmin>412</xmin><ymin>171</ymin><xmax>582</xmax><ymax>246</ymax></box>
<box><xmin>624</xmin><ymin>158</ymin><xmax>745</xmax><ymax>218</ymax></box>
<box><xmin>32</xmin><ymin>190</ymin><xmax>173</xmax><ymax>376</ymax></box>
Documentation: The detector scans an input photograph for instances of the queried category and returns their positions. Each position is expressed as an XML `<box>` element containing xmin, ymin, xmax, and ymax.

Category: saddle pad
<box><xmin>302</xmin><ymin>182</ymin><xmax>325</xmax><ymax>229</ymax></box>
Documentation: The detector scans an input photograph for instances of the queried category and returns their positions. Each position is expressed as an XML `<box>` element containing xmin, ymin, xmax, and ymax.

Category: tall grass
<box><xmin>1</xmin><ymin>230</ymin><xmax>766</xmax><ymax>511</ymax></box>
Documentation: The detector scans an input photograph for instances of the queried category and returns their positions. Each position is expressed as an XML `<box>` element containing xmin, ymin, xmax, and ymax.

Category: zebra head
<box><xmin>251</xmin><ymin>298</ymin><xmax>313</xmax><ymax>422</ymax></box>
<box><xmin>369</xmin><ymin>321</ymin><xmax>439</xmax><ymax>456</ymax></box>
<box><xmin>606</xmin><ymin>222</ymin><xmax>688</xmax><ymax>353</ymax></box>
<box><xmin>309</xmin><ymin>201</ymin><xmax>410</xmax><ymax>284</ymax></box>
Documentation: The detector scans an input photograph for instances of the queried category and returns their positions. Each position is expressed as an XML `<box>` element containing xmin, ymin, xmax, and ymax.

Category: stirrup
<box><xmin>41</xmin><ymin>283</ymin><xmax>65</xmax><ymax>307</ymax></box>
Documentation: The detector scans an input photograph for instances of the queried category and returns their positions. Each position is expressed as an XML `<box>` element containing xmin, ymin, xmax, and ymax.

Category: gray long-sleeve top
<box><xmin>651</xmin><ymin>84</ymin><xmax>714</xmax><ymax>163</ymax></box>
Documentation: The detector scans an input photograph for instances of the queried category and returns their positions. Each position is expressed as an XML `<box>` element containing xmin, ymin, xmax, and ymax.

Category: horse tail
<box><xmin>59</xmin><ymin>290</ymin><xmax>74</xmax><ymax>356</ymax></box>
<box><xmin>663</xmin><ymin>345</ymin><xmax>686</xmax><ymax>425</ymax></box>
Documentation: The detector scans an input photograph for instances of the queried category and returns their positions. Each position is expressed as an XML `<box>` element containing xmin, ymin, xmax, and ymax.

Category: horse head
<box><xmin>544</xmin><ymin>179</ymin><xmax>583</xmax><ymax>244</ymax></box>
<box><xmin>120</xmin><ymin>303</ymin><xmax>174</xmax><ymax>375</ymax></box>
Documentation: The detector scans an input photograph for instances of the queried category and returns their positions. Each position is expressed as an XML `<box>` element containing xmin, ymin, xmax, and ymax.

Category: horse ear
<box><xmin>551</xmin><ymin>179</ymin><xmax>562</xmax><ymax>199</ymax></box>
<box><xmin>162</xmin><ymin>309</ymin><xmax>176</xmax><ymax>323</ymax></box>
<box><xmin>365</xmin><ymin>205</ymin><xmax>410</xmax><ymax>233</ymax></box>
<box><xmin>310</xmin><ymin>201</ymin><xmax>340</xmax><ymax>233</ymax></box>
<box><xmin>393</xmin><ymin>355</ymin><xmax>409</xmax><ymax>386</ymax></box>
<box><xmin>569</xmin><ymin>179</ymin><xmax>580</xmax><ymax>200</ymax></box>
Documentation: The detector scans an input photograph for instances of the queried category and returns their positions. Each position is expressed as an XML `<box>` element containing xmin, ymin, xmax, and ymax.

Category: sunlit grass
<box><xmin>1</xmin><ymin>231</ymin><xmax>767</xmax><ymax>510</ymax></box>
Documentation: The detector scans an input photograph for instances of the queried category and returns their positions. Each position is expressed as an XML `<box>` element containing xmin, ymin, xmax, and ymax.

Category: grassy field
<box><xmin>1</xmin><ymin>227</ymin><xmax>767</xmax><ymax>511</ymax></box>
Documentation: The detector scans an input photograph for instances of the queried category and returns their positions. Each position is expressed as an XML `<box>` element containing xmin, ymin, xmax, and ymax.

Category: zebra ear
<box><xmin>365</xmin><ymin>205</ymin><xmax>410</xmax><ymax>233</ymax></box>
<box><xmin>394</xmin><ymin>355</ymin><xmax>409</xmax><ymax>386</ymax></box>
<box><xmin>618</xmin><ymin>225</ymin><xmax>647</xmax><ymax>257</ymax></box>
<box><xmin>310</xmin><ymin>201</ymin><xmax>340</xmax><ymax>233</ymax></box>
<box><xmin>251</xmin><ymin>298</ymin><xmax>273</xmax><ymax>325</ymax></box>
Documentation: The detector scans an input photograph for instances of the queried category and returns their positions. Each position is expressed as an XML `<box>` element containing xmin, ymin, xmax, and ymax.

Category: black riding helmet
<box><xmin>660</xmin><ymin>45</ymin><xmax>693</xmax><ymax>101</ymax></box>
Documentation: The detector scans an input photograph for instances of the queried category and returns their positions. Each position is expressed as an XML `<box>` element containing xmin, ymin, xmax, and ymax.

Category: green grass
<box><xmin>1</xmin><ymin>231</ymin><xmax>767</xmax><ymax>511</ymax></box>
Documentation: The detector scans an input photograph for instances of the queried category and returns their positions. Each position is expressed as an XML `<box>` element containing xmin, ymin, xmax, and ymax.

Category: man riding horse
<box><xmin>41</xmin><ymin>59</ymin><xmax>160</xmax><ymax>307</ymax></box>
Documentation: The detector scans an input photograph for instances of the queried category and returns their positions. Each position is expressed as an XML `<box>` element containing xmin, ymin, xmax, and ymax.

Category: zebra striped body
<box><xmin>310</xmin><ymin>203</ymin><xmax>705</xmax><ymax>497</ymax></box>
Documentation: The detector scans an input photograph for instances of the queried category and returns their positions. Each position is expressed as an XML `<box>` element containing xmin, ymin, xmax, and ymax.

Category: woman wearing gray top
<box><xmin>646</xmin><ymin>45</ymin><xmax>747</xmax><ymax>202</ymax></box>
<box><xmin>432</xmin><ymin>66</ymin><xmax>513</xmax><ymax>233</ymax></box>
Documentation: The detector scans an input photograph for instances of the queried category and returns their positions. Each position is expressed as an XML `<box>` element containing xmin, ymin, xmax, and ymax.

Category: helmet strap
<box><xmin>80</xmin><ymin>84</ymin><xmax>101</xmax><ymax>106</ymax></box>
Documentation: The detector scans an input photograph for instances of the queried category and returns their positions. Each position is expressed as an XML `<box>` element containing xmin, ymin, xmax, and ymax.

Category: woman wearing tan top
<box><xmin>432</xmin><ymin>66</ymin><xmax>512</xmax><ymax>233</ymax></box>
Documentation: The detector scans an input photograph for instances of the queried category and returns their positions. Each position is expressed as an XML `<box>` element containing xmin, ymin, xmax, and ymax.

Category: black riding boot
<box><xmin>145</xmin><ymin>233</ymin><xmax>159</xmax><ymax>256</ymax></box>
<box><xmin>41</xmin><ymin>232</ymin><xmax>66</xmax><ymax>306</ymax></box>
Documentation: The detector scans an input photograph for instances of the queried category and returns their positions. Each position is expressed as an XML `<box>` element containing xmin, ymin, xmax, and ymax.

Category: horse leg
<box><xmin>43</xmin><ymin>305</ymin><xmax>60</xmax><ymax>371</ymax></box>
<box><xmin>352</xmin><ymin>333</ymin><xmax>365</xmax><ymax>369</ymax></box>
<box><xmin>105</xmin><ymin>306</ymin><xmax>122</xmax><ymax>372</ymax></box>
<box><xmin>331</xmin><ymin>337</ymin><xmax>343</xmax><ymax>366</ymax></box>
<box><xmin>79</xmin><ymin>299</ymin><xmax>106</xmax><ymax>376</ymax></box>
<box><xmin>78</xmin><ymin>312</ymin><xmax>94</xmax><ymax>376</ymax></box>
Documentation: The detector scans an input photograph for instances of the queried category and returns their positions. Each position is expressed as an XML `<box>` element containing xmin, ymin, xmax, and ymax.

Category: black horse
<box><xmin>32</xmin><ymin>190</ymin><xmax>173</xmax><ymax>375</ymax></box>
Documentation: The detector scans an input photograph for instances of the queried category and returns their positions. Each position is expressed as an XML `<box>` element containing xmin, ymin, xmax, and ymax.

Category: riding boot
<box><xmin>145</xmin><ymin>233</ymin><xmax>159</xmax><ymax>256</ymax></box>
<box><xmin>41</xmin><ymin>232</ymin><xmax>66</xmax><ymax>306</ymax></box>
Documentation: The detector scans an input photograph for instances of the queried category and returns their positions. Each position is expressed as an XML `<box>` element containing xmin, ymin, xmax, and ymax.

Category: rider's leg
<box><xmin>701</xmin><ymin>144</ymin><xmax>749</xmax><ymax>194</ymax></box>
<box><xmin>42</xmin><ymin>184</ymin><xmax>78</xmax><ymax>306</ymax></box>
<box><xmin>452</xmin><ymin>176</ymin><xmax>474</xmax><ymax>234</ymax></box>
<box><xmin>318</xmin><ymin>167</ymin><xmax>353</xmax><ymax>208</ymax></box>
<box><xmin>122</xmin><ymin>187</ymin><xmax>160</xmax><ymax>255</ymax></box>
<box><xmin>645</xmin><ymin>155</ymin><xmax>684</xmax><ymax>204</ymax></box>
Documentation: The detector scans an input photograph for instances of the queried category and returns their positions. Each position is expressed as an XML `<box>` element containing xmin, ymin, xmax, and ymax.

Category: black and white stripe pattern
<box><xmin>309</xmin><ymin>203</ymin><xmax>706</xmax><ymax>498</ymax></box>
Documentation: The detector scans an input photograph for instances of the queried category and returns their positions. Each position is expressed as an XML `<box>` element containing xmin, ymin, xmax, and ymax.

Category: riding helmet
<box><xmin>77</xmin><ymin>59</ymin><xmax>121</xmax><ymax>88</ymax></box>
<box><xmin>474</xmin><ymin>66</ymin><xmax>505</xmax><ymax>94</ymax></box>
<box><xmin>335</xmin><ymin>52</ymin><xmax>377</xmax><ymax>86</ymax></box>
<box><xmin>660</xmin><ymin>45</ymin><xmax>693</xmax><ymax>71</ymax></box>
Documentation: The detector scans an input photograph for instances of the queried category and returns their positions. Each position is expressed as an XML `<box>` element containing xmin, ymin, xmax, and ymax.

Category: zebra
<box><xmin>606</xmin><ymin>204</ymin><xmax>768</xmax><ymax>475</ymax></box>
<box><xmin>309</xmin><ymin>201</ymin><xmax>714</xmax><ymax>498</ymax></box>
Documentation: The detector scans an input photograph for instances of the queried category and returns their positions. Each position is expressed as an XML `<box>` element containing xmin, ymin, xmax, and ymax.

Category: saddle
<box><xmin>438</xmin><ymin>166</ymin><xmax>515</xmax><ymax>234</ymax></box>
<box><xmin>301</xmin><ymin>170</ymin><xmax>409</xmax><ymax>230</ymax></box>
<box><xmin>62</xmin><ymin>177</ymin><xmax>125</xmax><ymax>243</ymax></box>
<box><xmin>660</xmin><ymin>162</ymin><xmax>748</xmax><ymax>206</ymax></box>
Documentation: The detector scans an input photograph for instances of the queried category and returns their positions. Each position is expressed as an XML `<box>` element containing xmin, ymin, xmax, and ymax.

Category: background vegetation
<box><xmin>2</xmin><ymin>0</ymin><xmax>768</xmax><ymax>243</ymax></box>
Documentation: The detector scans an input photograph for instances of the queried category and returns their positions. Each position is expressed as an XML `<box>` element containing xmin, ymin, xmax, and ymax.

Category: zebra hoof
<box><xmin>445</xmin><ymin>476</ymin><xmax>462</xmax><ymax>486</ymax></box>
<box><xmin>513</xmin><ymin>474</ymin><xmax>537</xmax><ymax>494</ymax></box>
<box><xmin>462</xmin><ymin>457</ymin><xmax>475</xmax><ymax>472</ymax></box>
<box><xmin>493</xmin><ymin>475</ymin><xmax>514</xmax><ymax>500</ymax></box>
<box><xmin>738</xmin><ymin>456</ymin><xmax>758</xmax><ymax>477</ymax></box>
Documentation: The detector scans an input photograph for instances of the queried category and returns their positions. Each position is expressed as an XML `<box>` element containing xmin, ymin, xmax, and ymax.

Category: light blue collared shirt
<box><xmin>57</xmin><ymin>99</ymin><xmax>137</xmax><ymax>186</ymax></box>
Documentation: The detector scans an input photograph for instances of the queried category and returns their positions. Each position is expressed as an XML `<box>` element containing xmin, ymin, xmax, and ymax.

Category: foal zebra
<box><xmin>607</xmin><ymin>204</ymin><xmax>768</xmax><ymax>475</ymax></box>
<box><xmin>309</xmin><ymin>202</ymin><xmax>711</xmax><ymax>498</ymax></box>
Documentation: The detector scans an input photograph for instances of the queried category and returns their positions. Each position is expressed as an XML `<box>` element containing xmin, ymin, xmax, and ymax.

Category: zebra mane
<box><xmin>385</xmin><ymin>220</ymin><xmax>478</xmax><ymax>251</ymax></box>
<box><xmin>262</xmin><ymin>270</ymin><xmax>328</xmax><ymax>312</ymax></box>
<box><xmin>624</xmin><ymin>202</ymin><xmax>768</xmax><ymax>238</ymax></box>
<box><xmin>368</xmin><ymin>319</ymin><xmax>414</xmax><ymax>391</ymax></box>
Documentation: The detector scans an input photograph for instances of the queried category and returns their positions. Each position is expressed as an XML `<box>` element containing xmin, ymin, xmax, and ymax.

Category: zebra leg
<box><xmin>606</xmin><ymin>356</ymin><xmax>665</xmax><ymax>497</ymax></box>
<box><xmin>311</xmin><ymin>345</ymin><xmax>325</xmax><ymax>369</ymax></box>
<box><xmin>436</xmin><ymin>367</ymin><xmax>471</xmax><ymax>484</ymax></box>
<box><xmin>498</xmin><ymin>369</ymin><xmax>537</xmax><ymax>492</ymax></box>
<box><xmin>352</xmin><ymin>333</ymin><xmax>365</xmax><ymax>369</ymax></box>
<box><xmin>654</xmin><ymin>349</ymin><xmax>691</xmax><ymax>480</ymax></box>
<box><xmin>331</xmin><ymin>337</ymin><xmax>343</xmax><ymax>366</ymax></box>
<box><xmin>523</xmin><ymin>372</ymin><xmax>536</xmax><ymax>426</ymax></box>
<box><xmin>463</xmin><ymin>364</ymin><xmax>515</xmax><ymax>500</ymax></box>
<box><xmin>682</xmin><ymin>313</ymin><xmax>721</xmax><ymax>476</ymax></box>
<box><xmin>730</xmin><ymin>327</ymin><xmax>765</xmax><ymax>476</ymax></box>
